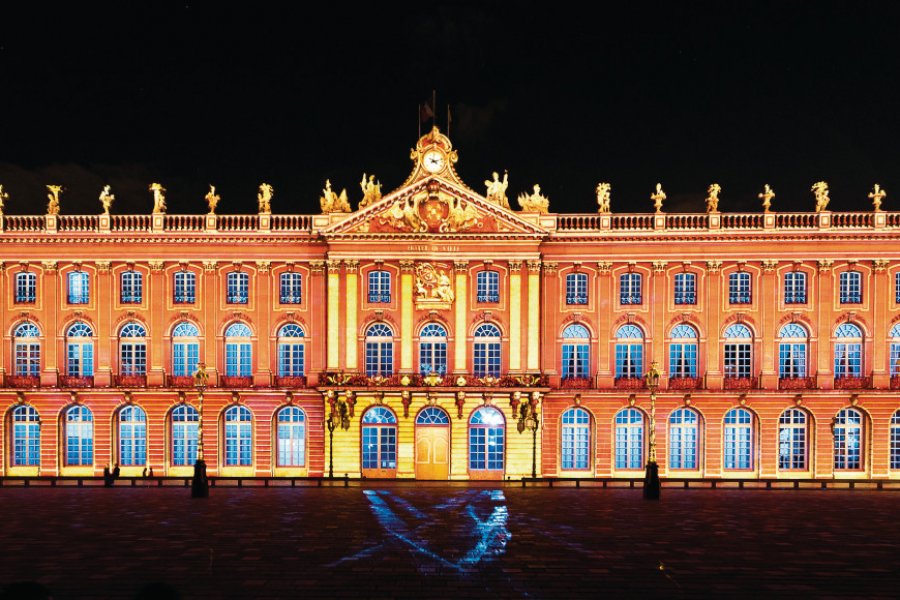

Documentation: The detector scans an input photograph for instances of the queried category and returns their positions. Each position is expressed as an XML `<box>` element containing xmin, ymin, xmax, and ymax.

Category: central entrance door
<box><xmin>415</xmin><ymin>407</ymin><xmax>450</xmax><ymax>480</ymax></box>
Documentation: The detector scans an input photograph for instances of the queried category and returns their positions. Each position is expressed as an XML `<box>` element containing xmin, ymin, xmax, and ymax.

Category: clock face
<box><xmin>423</xmin><ymin>150</ymin><xmax>445</xmax><ymax>173</ymax></box>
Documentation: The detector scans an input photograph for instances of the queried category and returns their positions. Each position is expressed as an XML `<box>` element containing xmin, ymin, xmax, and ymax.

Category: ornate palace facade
<box><xmin>1</xmin><ymin>128</ymin><xmax>899</xmax><ymax>481</ymax></box>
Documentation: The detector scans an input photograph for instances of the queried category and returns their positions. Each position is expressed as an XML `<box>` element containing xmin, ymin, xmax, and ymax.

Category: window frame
<box><xmin>226</xmin><ymin>271</ymin><xmax>249</xmax><ymax>305</ymax></box>
<box><xmin>15</xmin><ymin>271</ymin><xmax>37</xmax><ymax>304</ymax></box>
<box><xmin>728</xmin><ymin>271</ymin><xmax>752</xmax><ymax>304</ymax></box>
<box><xmin>565</xmin><ymin>272</ymin><xmax>588</xmax><ymax>305</ymax></box>
<box><xmin>279</xmin><ymin>272</ymin><xmax>303</xmax><ymax>305</ymax></box>
<box><xmin>367</xmin><ymin>270</ymin><xmax>391</xmax><ymax>304</ymax></box>
<box><xmin>674</xmin><ymin>272</ymin><xmax>696</xmax><ymax>305</ymax></box>
<box><xmin>619</xmin><ymin>272</ymin><xmax>642</xmax><ymax>305</ymax></box>
<box><xmin>120</xmin><ymin>270</ymin><xmax>143</xmax><ymax>304</ymax></box>
<box><xmin>476</xmin><ymin>270</ymin><xmax>500</xmax><ymax>304</ymax></box>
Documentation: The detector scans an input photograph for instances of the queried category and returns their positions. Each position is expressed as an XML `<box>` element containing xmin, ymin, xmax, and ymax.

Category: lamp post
<box><xmin>643</xmin><ymin>361</ymin><xmax>661</xmax><ymax>500</ymax></box>
<box><xmin>191</xmin><ymin>362</ymin><xmax>209</xmax><ymax>498</ymax></box>
<box><xmin>326</xmin><ymin>391</ymin><xmax>350</xmax><ymax>479</ymax></box>
<box><xmin>517</xmin><ymin>393</ymin><xmax>541</xmax><ymax>479</ymax></box>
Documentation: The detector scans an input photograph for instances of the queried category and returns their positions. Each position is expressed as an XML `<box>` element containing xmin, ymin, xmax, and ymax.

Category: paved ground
<box><xmin>0</xmin><ymin>485</ymin><xmax>898</xmax><ymax>599</ymax></box>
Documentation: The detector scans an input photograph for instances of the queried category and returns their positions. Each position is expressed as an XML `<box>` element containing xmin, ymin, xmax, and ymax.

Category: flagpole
<box><xmin>447</xmin><ymin>104</ymin><xmax>451</xmax><ymax>138</ymax></box>
<box><xmin>418</xmin><ymin>104</ymin><xmax>421</xmax><ymax>139</ymax></box>
<box><xmin>432</xmin><ymin>89</ymin><xmax>436</xmax><ymax>128</ymax></box>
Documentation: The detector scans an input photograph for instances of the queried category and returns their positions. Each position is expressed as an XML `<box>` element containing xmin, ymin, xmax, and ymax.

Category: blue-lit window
<box><xmin>890</xmin><ymin>324</ymin><xmax>900</xmax><ymax>376</ymax></box>
<box><xmin>833</xmin><ymin>408</ymin><xmax>863</xmax><ymax>470</ymax></box>
<box><xmin>118</xmin><ymin>405</ymin><xmax>146</xmax><ymax>466</ymax></box>
<box><xmin>225</xmin><ymin>323</ymin><xmax>252</xmax><ymax>377</ymax></box>
<box><xmin>280</xmin><ymin>272</ymin><xmax>302</xmax><ymax>304</ymax></box>
<box><xmin>277</xmin><ymin>406</ymin><xmax>306</xmax><ymax>467</ymax></box>
<box><xmin>779</xmin><ymin>408</ymin><xmax>807</xmax><ymax>471</ymax></box>
<box><xmin>469</xmin><ymin>406</ymin><xmax>504</xmax><ymax>472</ymax></box>
<box><xmin>566</xmin><ymin>273</ymin><xmax>588</xmax><ymax>305</ymax></box>
<box><xmin>120</xmin><ymin>270</ymin><xmax>142</xmax><ymax>304</ymax></box>
<box><xmin>65</xmin><ymin>405</ymin><xmax>93</xmax><ymax>466</ymax></box>
<box><xmin>419</xmin><ymin>323</ymin><xmax>448</xmax><ymax>375</ymax></box>
<box><xmin>224</xmin><ymin>405</ymin><xmax>252</xmax><ymax>466</ymax></box>
<box><xmin>669</xmin><ymin>324</ymin><xmax>698</xmax><ymax>378</ymax></box>
<box><xmin>674</xmin><ymin>272</ymin><xmax>696</xmax><ymax>305</ymax></box>
<box><xmin>615</xmin><ymin>408</ymin><xmax>644</xmax><ymax>470</ymax></box>
<box><xmin>368</xmin><ymin>270</ymin><xmax>391</xmax><ymax>303</ymax></box>
<box><xmin>67</xmin><ymin>271</ymin><xmax>89</xmax><ymax>304</ymax></box>
<box><xmin>14</xmin><ymin>322</ymin><xmax>41</xmax><ymax>377</ymax></box>
<box><xmin>227</xmin><ymin>271</ymin><xmax>249</xmax><ymax>304</ymax></box>
<box><xmin>619</xmin><ymin>273</ymin><xmax>642</xmax><ymax>305</ymax></box>
<box><xmin>477</xmin><ymin>270</ymin><xmax>500</xmax><ymax>303</ymax></box>
<box><xmin>277</xmin><ymin>324</ymin><xmax>305</xmax><ymax>377</ymax></box>
<box><xmin>784</xmin><ymin>272</ymin><xmax>807</xmax><ymax>304</ymax></box>
<box><xmin>361</xmin><ymin>406</ymin><xmax>397</xmax><ymax>471</ymax></box>
<box><xmin>729</xmin><ymin>272</ymin><xmax>751</xmax><ymax>304</ymax></box>
<box><xmin>119</xmin><ymin>322</ymin><xmax>147</xmax><ymax>376</ymax></box>
<box><xmin>172</xmin><ymin>322</ymin><xmax>200</xmax><ymax>377</ymax></box>
<box><xmin>834</xmin><ymin>323</ymin><xmax>863</xmax><ymax>378</ymax></box>
<box><xmin>473</xmin><ymin>323</ymin><xmax>501</xmax><ymax>378</ymax></box>
<box><xmin>171</xmin><ymin>405</ymin><xmax>198</xmax><ymax>467</ymax></box>
<box><xmin>669</xmin><ymin>408</ymin><xmax>699</xmax><ymax>470</ymax></box>
<box><xmin>365</xmin><ymin>323</ymin><xmax>394</xmax><ymax>376</ymax></box>
<box><xmin>723</xmin><ymin>324</ymin><xmax>752</xmax><ymax>379</ymax></box>
<box><xmin>173</xmin><ymin>271</ymin><xmax>195</xmax><ymax>304</ymax></box>
<box><xmin>561</xmin><ymin>324</ymin><xmax>590</xmax><ymax>379</ymax></box>
<box><xmin>561</xmin><ymin>407</ymin><xmax>591</xmax><ymax>470</ymax></box>
<box><xmin>778</xmin><ymin>323</ymin><xmax>808</xmax><ymax>379</ymax></box>
<box><xmin>66</xmin><ymin>321</ymin><xmax>94</xmax><ymax>378</ymax></box>
<box><xmin>891</xmin><ymin>410</ymin><xmax>900</xmax><ymax>470</ymax></box>
<box><xmin>416</xmin><ymin>406</ymin><xmax>450</xmax><ymax>425</ymax></box>
<box><xmin>724</xmin><ymin>408</ymin><xmax>753</xmax><ymax>470</ymax></box>
<box><xmin>15</xmin><ymin>272</ymin><xmax>36</xmax><ymax>303</ymax></box>
<box><xmin>614</xmin><ymin>324</ymin><xmax>643</xmax><ymax>380</ymax></box>
<box><xmin>839</xmin><ymin>271</ymin><xmax>862</xmax><ymax>304</ymax></box>
<box><xmin>12</xmin><ymin>405</ymin><xmax>40</xmax><ymax>466</ymax></box>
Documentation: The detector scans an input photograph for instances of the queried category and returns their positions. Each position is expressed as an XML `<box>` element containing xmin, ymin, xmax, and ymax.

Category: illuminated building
<box><xmin>1</xmin><ymin>128</ymin><xmax>899</xmax><ymax>481</ymax></box>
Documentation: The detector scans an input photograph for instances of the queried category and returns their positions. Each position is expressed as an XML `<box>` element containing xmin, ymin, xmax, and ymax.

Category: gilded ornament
<box><xmin>705</xmin><ymin>183</ymin><xmax>721</xmax><ymax>214</ymax></box>
<box><xmin>484</xmin><ymin>170</ymin><xmax>510</xmax><ymax>209</ymax></box>
<box><xmin>445</xmin><ymin>196</ymin><xmax>480</xmax><ymax>232</ymax></box>
<box><xmin>811</xmin><ymin>181</ymin><xmax>830</xmax><ymax>212</ymax></box>
<box><xmin>319</xmin><ymin>179</ymin><xmax>350</xmax><ymax>214</ymax></box>
<box><xmin>257</xmin><ymin>183</ymin><xmax>274</xmax><ymax>214</ymax></box>
<box><xmin>758</xmin><ymin>184</ymin><xmax>775</xmax><ymax>213</ymax></box>
<box><xmin>98</xmin><ymin>185</ymin><xmax>115</xmax><ymax>215</ymax></box>
<box><xmin>596</xmin><ymin>182</ymin><xmax>611</xmax><ymax>214</ymax></box>
<box><xmin>205</xmin><ymin>185</ymin><xmax>220</xmax><ymax>214</ymax></box>
<box><xmin>46</xmin><ymin>185</ymin><xmax>63</xmax><ymax>215</ymax></box>
<box><xmin>415</xmin><ymin>262</ymin><xmax>454</xmax><ymax>303</ymax></box>
<box><xmin>650</xmin><ymin>183</ymin><xmax>666</xmax><ymax>214</ymax></box>
<box><xmin>868</xmin><ymin>184</ymin><xmax>886</xmax><ymax>212</ymax></box>
<box><xmin>517</xmin><ymin>184</ymin><xmax>549</xmax><ymax>213</ymax></box>
<box><xmin>0</xmin><ymin>184</ymin><xmax>8</xmax><ymax>215</ymax></box>
<box><xmin>358</xmin><ymin>173</ymin><xmax>382</xmax><ymax>210</ymax></box>
<box><xmin>149</xmin><ymin>183</ymin><xmax>167</xmax><ymax>214</ymax></box>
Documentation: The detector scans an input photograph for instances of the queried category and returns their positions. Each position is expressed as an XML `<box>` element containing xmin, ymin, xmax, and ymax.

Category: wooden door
<box><xmin>415</xmin><ymin>426</ymin><xmax>449</xmax><ymax>480</ymax></box>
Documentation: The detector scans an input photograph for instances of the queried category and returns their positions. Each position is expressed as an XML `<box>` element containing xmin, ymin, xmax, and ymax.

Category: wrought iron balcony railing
<box><xmin>668</xmin><ymin>376</ymin><xmax>702</xmax><ymax>390</ymax></box>
<box><xmin>167</xmin><ymin>375</ymin><xmax>195</xmax><ymax>388</ymax></box>
<box><xmin>221</xmin><ymin>376</ymin><xmax>253</xmax><ymax>388</ymax></box>
<box><xmin>834</xmin><ymin>375</ymin><xmax>871</xmax><ymax>389</ymax></box>
<box><xmin>115</xmin><ymin>374</ymin><xmax>147</xmax><ymax>387</ymax></box>
<box><xmin>724</xmin><ymin>376</ymin><xmax>757</xmax><ymax>390</ymax></box>
<box><xmin>59</xmin><ymin>375</ymin><xmax>94</xmax><ymax>388</ymax></box>
<box><xmin>6</xmin><ymin>375</ymin><xmax>40</xmax><ymax>388</ymax></box>
<box><xmin>565</xmin><ymin>295</ymin><xmax>588</xmax><ymax>305</ymax></box>
<box><xmin>560</xmin><ymin>376</ymin><xmax>593</xmax><ymax>389</ymax></box>
<box><xmin>275</xmin><ymin>375</ymin><xmax>308</xmax><ymax>388</ymax></box>
<box><xmin>614</xmin><ymin>376</ymin><xmax>646</xmax><ymax>390</ymax></box>
<box><xmin>778</xmin><ymin>376</ymin><xmax>816</xmax><ymax>390</ymax></box>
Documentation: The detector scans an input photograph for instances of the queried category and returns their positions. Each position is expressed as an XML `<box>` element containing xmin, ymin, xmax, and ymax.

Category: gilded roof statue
<box><xmin>320</xmin><ymin>179</ymin><xmax>351</xmax><ymax>214</ymax></box>
<box><xmin>705</xmin><ymin>183</ymin><xmax>721</xmax><ymax>214</ymax></box>
<box><xmin>651</xmin><ymin>183</ymin><xmax>666</xmax><ymax>214</ymax></box>
<box><xmin>812</xmin><ymin>181</ymin><xmax>830</xmax><ymax>212</ymax></box>
<box><xmin>46</xmin><ymin>185</ymin><xmax>63</xmax><ymax>215</ymax></box>
<box><xmin>0</xmin><ymin>184</ymin><xmax>8</xmax><ymax>215</ymax></box>
<box><xmin>517</xmin><ymin>184</ymin><xmax>549</xmax><ymax>213</ymax></box>
<box><xmin>205</xmin><ymin>185</ymin><xmax>220</xmax><ymax>214</ymax></box>
<box><xmin>759</xmin><ymin>184</ymin><xmax>775</xmax><ymax>213</ymax></box>
<box><xmin>868</xmin><ymin>184</ymin><xmax>886</xmax><ymax>212</ymax></box>
<box><xmin>149</xmin><ymin>183</ymin><xmax>167</xmax><ymax>214</ymax></box>
<box><xmin>484</xmin><ymin>170</ymin><xmax>510</xmax><ymax>209</ymax></box>
<box><xmin>358</xmin><ymin>173</ymin><xmax>382</xmax><ymax>210</ymax></box>
<box><xmin>257</xmin><ymin>183</ymin><xmax>273</xmax><ymax>214</ymax></box>
<box><xmin>99</xmin><ymin>185</ymin><xmax>115</xmax><ymax>215</ymax></box>
<box><xmin>596</xmin><ymin>182</ymin><xmax>611</xmax><ymax>214</ymax></box>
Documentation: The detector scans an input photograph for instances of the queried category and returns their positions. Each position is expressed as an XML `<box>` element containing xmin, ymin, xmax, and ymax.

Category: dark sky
<box><xmin>2</xmin><ymin>2</ymin><xmax>898</xmax><ymax>215</ymax></box>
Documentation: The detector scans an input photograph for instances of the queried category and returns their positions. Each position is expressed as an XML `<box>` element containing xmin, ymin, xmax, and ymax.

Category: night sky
<box><xmin>2</xmin><ymin>2</ymin><xmax>899</xmax><ymax>215</ymax></box>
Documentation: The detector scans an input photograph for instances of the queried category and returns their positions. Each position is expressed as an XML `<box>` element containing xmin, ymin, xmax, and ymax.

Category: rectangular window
<box><xmin>477</xmin><ymin>271</ymin><xmax>500</xmax><ymax>303</ymax></box>
<box><xmin>840</xmin><ymin>271</ymin><xmax>862</xmax><ymax>304</ymax></box>
<box><xmin>68</xmin><ymin>271</ymin><xmax>90</xmax><ymax>304</ymax></box>
<box><xmin>669</xmin><ymin>343</ymin><xmax>697</xmax><ymax>378</ymax></box>
<box><xmin>724</xmin><ymin>425</ymin><xmax>751</xmax><ymax>469</ymax></box>
<box><xmin>784</xmin><ymin>272</ymin><xmax>807</xmax><ymax>304</ymax></box>
<box><xmin>473</xmin><ymin>342</ymin><xmax>501</xmax><ymax>377</ymax></box>
<box><xmin>619</xmin><ymin>273</ymin><xmax>642</xmax><ymax>305</ymax></box>
<box><xmin>280</xmin><ymin>272</ymin><xmax>302</xmax><ymax>304</ymax></box>
<box><xmin>565</xmin><ymin>273</ymin><xmax>588</xmax><ymax>305</ymax></box>
<box><xmin>561</xmin><ymin>343</ymin><xmax>590</xmax><ymax>378</ymax></box>
<box><xmin>834</xmin><ymin>343</ymin><xmax>862</xmax><ymax>377</ymax></box>
<box><xmin>724</xmin><ymin>343</ymin><xmax>751</xmax><ymax>378</ymax></box>
<box><xmin>173</xmin><ymin>272</ymin><xmax>196</xmax><ymax>304</ymax></box>
<box><xmin>615</xmin><ymin>343</ymin><xmax>643</xmax><ymax>379</ymax></box>
<box><xmin>15</xmin><ymin>343</ymin><xmax>40</xmax><ymax>377</ymax></box>
<box><xmin>368</xmin><ymin>271</ymin><xmax>391</xmax><ymax>303</ymax></box>
<box><xmin>15</xmin><ymin>272</ymin><xmax>37</xmax><ymax>303</ymax></box>
<box><xmin>891</xmin><ymin>343</ymin><xmax>900</xmax><ymax>376</ymax></box>
<box><xmin>562</xmin><ymin>426</ymin><xmax>590</xmax><ymax>470</ymax></box>
<box><xmin>120</xmin><ymin>344</ymin><xmax>147</xmax><ymax>375</ymax></box>
<box><xmin>674</xmin><ymin>273</ymin><xmax>696</xmax><ymax>305</ymax></box>
<box><xmin>891</xmin><ymin>423</ymin><xmax>900</xmax><ymax>470</ymax></box>
<box><xmin>227</xmin><ymin>272</ymin><xmax>249</xmax><ymax>304</ymax></box>
<box><xmin>120</xmin><ymin>271</ymin><xmax>143</xmax><ymax>303</ymax></box>
<box><xmin>226</xmin><ymin>343</ymin><xmax>252</xmax><ymax>376</ymax></box>
<box><xmin>615</xmin><ymin>425</ymin><xmax>643</xmax><ymax>470</ymax></box>
<box><xmin>779</xmin><ymin>424</ymin><xmax>806</xmax><ymax>470</ymax></box>
<box><xmin>729</xmin><ymin>272</ymin><xmax>751</xmax><ymax>304</ymax></box>
<box><xmin>778</xmin><ymin>343</ymin><xmax>807</xmax><ymax>378</ymax></box>
<box><xmin>278</xmin><ymin>344</ymin><xmax>305</xmax><ymax>377</ymax></box>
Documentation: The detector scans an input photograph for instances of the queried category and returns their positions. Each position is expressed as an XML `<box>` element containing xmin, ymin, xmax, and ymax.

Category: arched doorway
<box><xmin>361</xmin><ymin>406</ymin><xmax>397</xmax><ymax>478</ymax></box>
<box><xmin>469</xmin><ymin>406</ymin><xmax>505</xmax><ymax>480</ymax></box>
<box><xmin>415</xmin><ymin>406</ymin><xmax>450</xmax><ymax>480</ymax></box>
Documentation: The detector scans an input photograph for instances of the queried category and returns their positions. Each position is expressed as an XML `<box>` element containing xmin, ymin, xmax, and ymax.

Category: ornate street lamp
<box><xmin>517</xmin><ymin>392</ymin><xmax>541</xmax><ymax>479</ymax></box>
<box><xmin>325</xmin><ymin>391</ymin><xmax>351</xmax><ymax>479</ymax></box>
<box><xmin>192</xmin><ymin>362</ymin><xmax>209</xmax><ymax>498</ymax></box>
<box><xmin>643</xmin><ymin>361</ymin><xmax>661</xmax><ymax>500</ymax></box>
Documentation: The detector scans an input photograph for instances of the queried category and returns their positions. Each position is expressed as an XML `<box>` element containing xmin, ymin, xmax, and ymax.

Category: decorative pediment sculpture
<box><xmin>99</xmin><ymin>185</ymin><xmax>115</xmax><ymax>215</ymax></box>
<box><xmin>258</xmin><ymin>183</ymin><xmax>273</xmax><ymax>214</ymax></box>
<box><xmin>596</xmin><ymin>182</ymin><xmax>611</xmax><ymax>214</ymax></box>
<box><xmin>320</xmin><ymin>179</ymin><xmax>350</xmax><ymax>213</ymax></box>
<box><xmin>484</xmin><ymin>170</ymin><xmax>510</xmax><ymax>209</ymax></box>
<box><xmin>705</xmin><ymin>183</ymin><xmax>721</xmax><ymax>214</ymax></box>
<box><xmin>358</xmin><ymin>173</ymin><xmax>382</xmax><ymax>210</ymax></box>
<box><xmin>759</xmin><ymin>184</ymin><xmax>775</xmax><ymax>213</ymax></box>
<box><xmin>517</xmin><ymin>184</ymin><xmax>549</xmax><ymax>213</ymax></box>
<box><xmin>812</xmin><ymin>181</ymin><xmax>829</xmax><ymax>212</ymax></box>
<box><xmin>46</xmin><ymin>185</ymin><xmax>63</xmax><ymax>215</ymax></box>
<box><xmin>149</xmin><ymin>183</ymin><xmax>166</xmax><ymax>214</ymax></box>
<box><xmin>415</xmin><ymin>262</ymin><xmax>454</xmax><ymax>305</ymax></box>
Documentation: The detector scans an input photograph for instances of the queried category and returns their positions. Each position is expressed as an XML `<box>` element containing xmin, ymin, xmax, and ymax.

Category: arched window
<box><xmin>619</xmin><ymin>273</ymin><xmax>642</xmax><ymax>305</ymax></box>
<box><xmin>469</xmin><ymin>406</ymin><xmax>504</xmax><ymax>474</ymax></box>
<box><xmin>669</xmin><ymin>324</ymin><xmax>698</xmax><ymax>378</ymax></box>
<box><xmin>118</xmin><ymin>405</ymin><xmax>147</xmax><ymax>466</ymax></box>
<box><xmin>277</xmin><ymin>406</ymin><xmax>306</xmax><ymax>467</ymax></box>
<box><xmin>834</xmin><ymin>323</ymin><xmax>863</xmax><ymax>379</ymax></box>
<box><xmin>476</xmin><ymin>270</ymin><xmax>500</xmax><ymax>303</ymax></box>
<box><xmin>891</xmin><ymin>410</ymin><xmax>900</xmax><ymax>471</ymax></box>
<box><xmin>15</xmin><ymin>271</ymin><xmax>36</xmax><ymax>303</ymax></box>
<box><xmin>778</xmin><ymin>324</ymin><xmax>808</xmax><ymax>379</ymax></box>
<box><xmin>13</xmin><ymin>322</ymin><xmax>41</xmax><ymax>377</ymax></box>
<box><xmin>839</xmin><ymin>270</ymin><xmax>862</xmax><ymax>304</ymax></box>
<box><xmin>171</xmin><ymin>404</ymin><xmax>199</xmax><ymax>467</ymax></box>
<box><xmin>227</xmin><ymin>271</ymin><xmax>249</xmax><ymax>304</ymax></box>
<box><xmin>361</xmin><ymin>406</ymin><xmax>397</xmax><ymax>475</ymax></box>
<box><xmin>12</xmin><ymin>405</ymin><xmax>40</xmax><ymax>466</ymax></box>
<box><xmin>365</xmin><ymin>323</ymin><xmax>394</xmax><ymax>376</ymax></box>
<box><xmin>833</xmin><ymin>408</ymin><xmax>863</xmax><ymax>470</ymax></box>
<box><xmin>778</xmin><ymin>408</ymin><xmax>807</xmax><ymax>471</ymax></box>
<box><xmin>889</xmin><ymin>324</ymin><xmax>900</xmax><ymax>377</ymax></box>
<box><xmin>119</xmin><ymin>322</ymin><xmax>147</xmax><ymax>376</ymax></box>
<box><xmin>674</xmin><ymin>272</ymin><xmax>696</xmax><ymax>305</ymax></box>
<box><xmin>729</xmin><ymin>272</ymin><xmax>752</xmax><ymax>304</ymax></box>
<box><xmin>723</xmin><ymin>324</ymin><xmax>753</xmax><ymax>379</ymax></box>
<box><xmin>419</xmin><ymin>323</ymin><xmax>448</xmax><ymax>375</ymax></box>
<box><xmin>172</xmin><ymin>322</ymin><xmax>200</xmax><ymax>377</ymax></box>
<box><xmin>561</xmin><ymin>407</ymin><xmax>591</xmax><ymax>470</ymax></box>
<box><xmin>67</xmin><ymin>270</ymin><xmax>90</xmax><ymax>304</ymax></box>
<box><xmin>565</xmin><ymin>272</ymin><xmax>588</xmax><ymax>305</ymax></box>
<box><xmin>784</xmin><ymin>271</ymin><xmax>807</xmax><ymax>304</ymax></box>
<box><xmin>561</xmin><ymin>324</ymin><xmax>590</xmax><ymax>380</ymax></box>
<box><xmin>224</xmin><ymin>405</ymin><xmax>253</xmax><ymax>466</ymax></box>
<box><xmin>614</xmin><ymin>408</ymin><xmax>644</xmax><ymax>470</ymax></box>
<box><xmin>120</xmin><ymin>270</ymin><xmax>143</xmax><ymax>304</ymax></box>
<box><xmin>416</xmin><ymin>406</ymin><xmax>450</xmax><ymax>424</ymax></box>
<box><xmin>280</xmin><ymin>272</ymin><xmax>302</xmax><ymax>304</ymax></box>
<box><xmin>277</xmin><ymin>324</ymin><xmax>305</xmax><ymax>378</ymax></box>
<box><xmin>723</xmin><ymin>408</ymin><xmax>753</xmax><ymax>470</ymax></box>
<box><xmin>224</xmin><ymin>323</ymin><xmax>252</xmax><ymax>377</ymax></box>
<box><xmin>669</xmin><ymin>408</ymin><xmax>699</xmax><ymax>470</ymax></box>
<box><xmin>65</xmin><ymin>405</ymin><xmax>93</xmax><ymax>466</ymax></box>
<box><xmin>66</xmin><ymin>322</ymin><xmax>94</xmax><ymax>379</ymax></box>
<box><xmin>473</xmin><ymin>323</ymin><xmax>502</xmax><ymax>377</ymax></box>
<box><xmin>614</xmin><ymin>324</ymin><xmax>643</xmax><ymax>380</ymax></box>
<box><xmin>368</xmin><ymin>270</ymin><xmax>391</xmax><ymax>303</ymax></box>
<box><xmin>173</xmin><ymin>270</ymin><xmax>196</xmax><ymax>304</ymax></box>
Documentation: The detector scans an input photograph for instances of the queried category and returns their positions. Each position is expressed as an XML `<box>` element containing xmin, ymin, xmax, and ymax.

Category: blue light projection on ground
<box><xmin>330</xmin><ymin>490</ymin><xmax>511</xmax><ymax>572</ymax></box>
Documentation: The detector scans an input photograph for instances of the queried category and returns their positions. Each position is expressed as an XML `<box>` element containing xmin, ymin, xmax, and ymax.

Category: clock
<box><xmin>423</xmin><ymin>150</ymin><xmax>445</xmax><ymax>173</ymax></box>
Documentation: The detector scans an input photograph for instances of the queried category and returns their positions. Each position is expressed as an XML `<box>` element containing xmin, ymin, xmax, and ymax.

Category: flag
<box><xmin>420</xmin><ymin>101</ymin><xmax>434</xmax><ymax>123</ymax></box>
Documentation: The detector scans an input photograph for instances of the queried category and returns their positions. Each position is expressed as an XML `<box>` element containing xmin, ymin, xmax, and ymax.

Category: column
<box><xmin>526</xmin><ymin>260</ymin><xmax>541</xmax><ymax>372</ymax></box>
<box><xmin>254</xmin><ymin>261</ymin><xmax>272</xmax><ymax>386</ymax></box>
<box><xmin>326</xmin><ymin>259</ymin><xmax>341</xmax><ymax>371</ymax></box>
<box><xmin>202</xmin><ymin>261</ymin><xmax>219</xmax><ymax>384</ymax></box>
<box><xmin>508</xmin><ymin>261</ymin><xmax>523</xmax><ymax>372</ymax></box>
<box><xmin>307</xmin><ymin>260</ymin><xmax>327</xmax><ymax>384</ymax></box>
<box><xmin>815</xmin><ymin>260</ymin><xmax>835</xmax><ymax>389</ymax></box>
<box><xmin>399</xmin><ymin>260</ymin><xmax>415</xmax><ymax>373</ymax></box>
<box><xmin>759</xmin><ymin>260</ymin><xmax>779</xmax><ymax>389</ymax></box>
<box><xmin>147</xmin><ymin>260</ymin><xmax>166</xmax><ymax>386</ymax></box>
<box><xmin>40</xmin><ymin>261</ymin><xmax>59</xmax><ymax>387</ymax></box>
<box><xmin>343</xmin><ymin>260</ymin><xmax>359</xmax><ymax>371</ymax></box>
<box><xmin>454</xmin><ymin>261</ymin><xmax>469</xmax><ymax>373</ymax></box>
<box><xmin>872</xmin><ymin>259</ymin><xmax>890</xmax><ymax>387</ymax></box>
<box><xmin>704</xmin><ymin>261</ymin><xmax>723</xmax><ymax>389</ymax></box>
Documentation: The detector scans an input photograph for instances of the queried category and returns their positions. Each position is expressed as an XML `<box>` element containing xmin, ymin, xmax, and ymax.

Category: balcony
<box><xmin>560</xmin><ymin>376</ymin><xmax>593</xmax><ymax>389</ymax></box>
<box><xmin>368</xmin><ymin>294</ymin><xmax>391</xmax><ymax>303</ymax></box>
<box><xmin>221</xmin><ymin>376</ymin><xmax>252</xmax><ymax>388</ymax></box>
<box><xmin>729</xmin><ymin>294</ymin><xmax>751</xmax><ymax>304</ymax></box>
<box><xmin>668</xmin><ymin>376</ymin><xmax>702</xmax><ymax>390</ymax></box>
<box><xmin>778</xmin><ymin>376</ymin><xmax>816</xmax><ymax>390</ymax></box>
<box><xmin>5</xmin><ymin>375</ymin><xmax>40</xmax><ymax>388</ymax></box>
<box><xmin>614</xmin><ymin>377</ymin><xmax>645</xmax><ymax>390</ymax></box>
<box><xmin>565</xmin><ymin>295</ymin><xmax>588</xmax><ymax>305</ymax></box>
<box><xmin>173</xmin><ymin>294</ymin><xmax>195</xmax><ymax>304</ymax></box>
<box><xmin>279</xmin><ymin>295</ymin><xmax>302</xmax><ymax>304</ymax></box>
<box><xmin>724</xmin><ymin>376</ymin><xmax>757</xmax><ymax>390</ymax></box>
<box><xmin>59</xmin><ymin>375</ymin><xmax>94</xmax><ymax>388</ymax></box>
<box><xmin>477</xmin><ymin>294</ymin><xmax>500</xmax><ymax>303</ymax></box>
<box><xmin>275</xmin><ymin>376</ymin><xmax>308</xmax><ymax>388</ymax></box>
<box><xmin>115</xmin><ymin>374</ymin><xmax>147</xmax><ymax>387</ymax></box>
<box><xmin>167</xmin><ymin>375</ymin><xmax>195</xmax><ymax>388</ymax></box>
<box><xmin>834</xmin><ymin>375</ymin><xmax>871</xmax><ymax>390</ymax></box>
<box><xmin>892</xmin><ymin>375</ymin><xmax>900</xmax><ymax>390</ymax></box>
